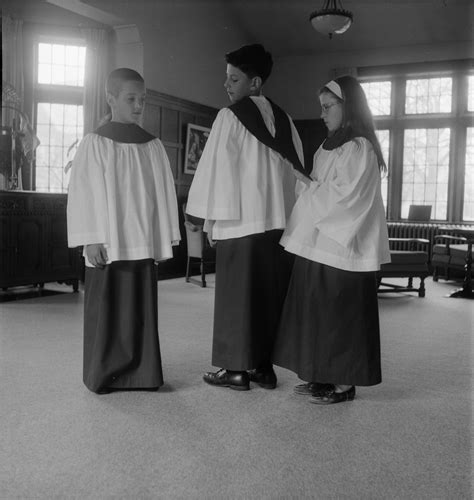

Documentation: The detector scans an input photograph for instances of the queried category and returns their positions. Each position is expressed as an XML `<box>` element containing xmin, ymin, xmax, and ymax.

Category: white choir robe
<box><xmin>281</xmin><ymin>137</ymin><xmax>391</xmax><ymax>272</ymax></box>
<box><xmin>186</xmin><ymin>95</ymin><xmax>304</xmax><ymax>371</ymax></box>
<box><xmin>186</xmin><ymin>95</ymin><xmax>303</xmax><ymax>238</ymax></box>
<box><xmin>67</xmin><ymin>133</ymin><xmax>180</xmax><ymax>265</ymax></box>
<box><xmin>66</xmin><ymin>125</ymin><xmax>180</xmax><ymax>393</ymax></box>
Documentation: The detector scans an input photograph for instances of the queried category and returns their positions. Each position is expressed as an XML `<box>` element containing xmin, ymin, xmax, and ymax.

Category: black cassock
<box><xmin>211</xmin><ymin>97</ymin><xmax>304</xmax><ymax>371</ymax></box>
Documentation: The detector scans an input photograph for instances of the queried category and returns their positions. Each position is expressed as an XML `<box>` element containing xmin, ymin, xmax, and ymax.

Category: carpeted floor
<box><xmin>0</xmin><ymin>276</ymin><xmax>472</xmax><ymax>499</ymax></box>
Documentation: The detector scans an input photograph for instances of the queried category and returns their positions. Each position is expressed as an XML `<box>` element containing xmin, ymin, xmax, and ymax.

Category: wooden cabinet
<box><xmin>0</xmin><ymin>191</ymin><xmax>81</xmax><ymax>290</ymax></box>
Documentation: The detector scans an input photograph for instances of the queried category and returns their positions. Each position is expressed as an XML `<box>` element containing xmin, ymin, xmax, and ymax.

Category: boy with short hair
<box><xmin>67</xmin><ymin>68</ymin><xmax>180</xmax><ymax>394</ymax></box>
<box><xmin>186</xmin><ymin>44</ymin><xmax>307</xmax><ymax>391</ymax></box>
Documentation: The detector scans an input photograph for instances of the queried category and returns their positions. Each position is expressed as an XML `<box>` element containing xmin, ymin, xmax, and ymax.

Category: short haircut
<box><xmin>106</xmin><ymin>68</ymin><xmax>144</xmax><ymax>97</ymax></box>
<box><xmin>225</xmin><ymin>44</ymin><xmax>273</xmax><ymax>83</ymax></box>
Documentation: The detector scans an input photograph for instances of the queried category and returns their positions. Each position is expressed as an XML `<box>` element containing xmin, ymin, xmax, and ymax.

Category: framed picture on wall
<box><xmin>184</xmin><ymin>123</ymin><xmax>211</xmax><ymax>175</ymax></box>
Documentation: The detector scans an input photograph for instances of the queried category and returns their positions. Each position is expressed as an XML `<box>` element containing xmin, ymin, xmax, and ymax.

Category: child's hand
<box><xmin>293</xmin><ymin>170</ymin><xmax>312</xmax><ymax>186</ymax></box>
<box><xmin>207</xmin><ymin>234</ymin><xmax>216</xmax><ymax>248</ymax></box>
<box><xmin>86</xmin><ymin>244</ymin><xmax>108</xmax><ymax>268</ymax></box>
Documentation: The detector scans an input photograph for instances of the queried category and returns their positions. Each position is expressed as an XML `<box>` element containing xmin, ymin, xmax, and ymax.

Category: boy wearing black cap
<box><xmin>186</xmin><ymin>44</ymin><xmax>306</xmax><ymax>391</ymax></box>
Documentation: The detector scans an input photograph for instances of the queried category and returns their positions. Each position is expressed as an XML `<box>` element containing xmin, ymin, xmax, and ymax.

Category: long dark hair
<box><xmin>321</xmin><ymin>75</ymin><xmax>387</xmax><ymax>173</ymax></box>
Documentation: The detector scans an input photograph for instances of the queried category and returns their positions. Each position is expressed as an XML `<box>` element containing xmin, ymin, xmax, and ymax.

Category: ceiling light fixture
<box><xmin>310</xmin><ymin>0</ymin><xmax>353</xmax><ymax>39</ymax></box>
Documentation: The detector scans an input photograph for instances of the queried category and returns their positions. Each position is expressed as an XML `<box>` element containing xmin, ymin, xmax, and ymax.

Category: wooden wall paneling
<box><xmin>164</xmin><ymin>145</ymin><xmax>179</xmax><ymax>179</ymax></box>
<box><xmin>141</xmin><ymin>89</ymin><xmax>218</xmax><ymax>279</ymax></box>
<box><xmin>143</xmin><ymin>102</ymin><xmax>161</xmax><ymax>137</ymax></box>
<box><xmin>160</xmin><ymin>107</ymin><xmax>180</xmax><ymax>143</ymax></box>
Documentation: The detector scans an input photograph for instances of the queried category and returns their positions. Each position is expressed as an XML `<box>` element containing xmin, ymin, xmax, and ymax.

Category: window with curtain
<box><xmin>360</xmin><ymin>63</ymin><xmax>473</xmax><ymax>222</ymax></box>
<box><xmin>34</xmin><ymin>41</ymin><xmax>86</xmax><ymax>193</ymax></box>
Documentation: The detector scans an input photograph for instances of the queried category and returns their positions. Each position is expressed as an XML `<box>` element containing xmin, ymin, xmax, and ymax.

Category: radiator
<box><xmin>387</xmin><ymin>222</ymin><xmax>473</xmax><ymax>250</ymax></box>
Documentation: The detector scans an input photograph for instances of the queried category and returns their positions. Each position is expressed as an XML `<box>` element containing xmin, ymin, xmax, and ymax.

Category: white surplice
<box><xmin>186</xmin><ymin>96</ymin><xmax>303</xmax><ymax>240</ymax></box>
<box><xmin>67</xmin><ymin>133</ymin><xmax>180</xmax><ymax>266</ymax></box>
<box><xmin>281</xmin><ymin>137</ymin><xmax>391</xmax><ymax>272</ymax></box>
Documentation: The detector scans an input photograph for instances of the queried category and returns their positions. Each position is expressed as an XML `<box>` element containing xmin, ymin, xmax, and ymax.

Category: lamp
<box><xmin>310</xmin><ymin>0</ymin><xmax>353</xmax><ymax>39</ymax></box>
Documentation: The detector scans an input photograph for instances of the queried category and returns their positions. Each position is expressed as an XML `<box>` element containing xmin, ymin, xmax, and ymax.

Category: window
<box><xmin>374</xmin><ymin>129</ymin><xmax>390</xmax><ymax>211</ymax></box>
<box><xmin>464</xmin><ymin>128</ymin><xmax>474</xmax><ymax>221</ymax></box>
<box><xmin>405</xmin><ymin>77</ymin><xmax>452</xmax><ymax>114</ymax></box>
<box><xmin>34</xmin><ymin>41</ymin><xmax>86</xmax><ymax>193</ymax></box>
<box><xmin>361</xmin><ymin>81</ymin><xmax>391</xmax><ymax>116</ymax></box>
<box><xmin>362</xmin><ymin>83</ymin><xmax>391</xmax><ymax>213</ymax></box>
<box><xmin>402</xmin><ymin>128</ymin><xmax>449</xmax><ymax>219</ymax></box>
<box><xmin>467</xmin><ymin>75</ymin><xmax>474</xmax><ymax>112</ymax></box>
<box><xmin>359</xmin><ymin>62</ymin><xmax>473</xmax><ymax>222</ymax></box>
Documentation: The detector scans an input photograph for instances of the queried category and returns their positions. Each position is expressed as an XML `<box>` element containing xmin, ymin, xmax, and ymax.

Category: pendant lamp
<box><xmin>310</xmin><ymin>0</ymin><xmax>353</xmax><ymax>39</ymax></box>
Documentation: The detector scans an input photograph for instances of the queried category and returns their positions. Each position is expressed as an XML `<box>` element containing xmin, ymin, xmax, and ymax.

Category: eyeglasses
<box><xmin>320</xmin><ymin>102</ymin><xmax>340</xmax><ymax>113</ymax></box>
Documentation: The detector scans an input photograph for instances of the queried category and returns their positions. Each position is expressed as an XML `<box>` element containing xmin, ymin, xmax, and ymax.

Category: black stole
<box><xmin>95</xmin><ymin>122</ymin><xmax>155</xmax><ymax>144</ymax></box>
<box><xmin>228</xmin><ymin>97</ymin><xmax>311</xmax><ymax>179</ymax></box>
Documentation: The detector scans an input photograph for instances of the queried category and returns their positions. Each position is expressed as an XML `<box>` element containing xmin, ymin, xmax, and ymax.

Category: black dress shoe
<box><xmin>294</xmin><ymin>382</ymin><xmax>334</xmax><ymax>396</ymax></box>
<box><xmin>309</xmin><ymin>386</ymin><xmax>356</xmax><ymax>405</ymax></box>
<box><xmin>248</xmin><ymin>367</ymin><xmax>277</xmax><ymax>389</ymax></box>
<box><xmin>203</xmin><ymin>369</ymin><xmax>250</xmax><ymax>391</ymax></box>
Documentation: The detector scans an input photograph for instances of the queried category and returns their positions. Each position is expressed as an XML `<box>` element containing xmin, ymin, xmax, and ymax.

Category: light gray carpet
<box><xmin>0</xmin><ymin>276</ymin><xmax>472</xmax><ymax>499</ymax></box>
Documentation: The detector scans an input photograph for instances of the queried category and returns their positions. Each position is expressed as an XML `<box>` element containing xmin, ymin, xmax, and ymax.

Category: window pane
<box><xmin>35</xmin><ymin>102</ymin><xmax>83</xmax><ymax>193</ymax></box>
<box><xmin>38</xmin><ymin>43</ymin><xmax>52</xmax><ymax>63</ymax></box>
<box><xmin>36</xmin><ymin>42</ymin><xmax>86</xmax><ymax>87</ymax></box>
<box><xmin>405</xmin><ymin>77</ymin><xmax>452</xmax><ymax>114</ymax></box>
<box><xmin>401</xmin><ymin>128</ymin><xmax>450</xmax><ymax>220</ymax></box>
<box><xmin>51</xmin><ymin>65</ymin><xmax>65</xmax><ymax>85</ymax></box>
<box><xmin>38</xmin><ymin>63</ymin><xmax>51</xmax><ymax>84</ymax></box>
<box><xmin>464</xmin><ymin>127</ymin><xmax>474</xmax><ymax>221</ymax></box>
<box><xmin>35</xmin><ymin>166</ymin><xmax>50</xmax><ymax>191</ymax></box>
<box><xmin>361</xmin><ymin>81</ymin><xmax>392</xmax><ymax>116</ymax></box>
<box><xmin>468</xmin><ymin>75</ymin><xmax>474</xmax><ymax>112</ymax></box>
<box><xmin>375</xmin><ymin>129</ymin><xmax>390</xmax><ymax>212</ymax></box>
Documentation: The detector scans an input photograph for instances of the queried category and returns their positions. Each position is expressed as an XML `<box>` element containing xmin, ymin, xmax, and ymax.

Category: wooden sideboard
<box><xmin>0</xmin><ymin>190</ymin><xmax>82</xmax><ymax>291</ymax></box>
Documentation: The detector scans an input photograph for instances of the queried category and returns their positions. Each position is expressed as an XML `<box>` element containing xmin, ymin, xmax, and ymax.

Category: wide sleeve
<box><xmin>288</xmin><ymin>117</ymin><xmax>309</xmax><ymax>196</ymax></box>
<box><xmin>303</xmin><ymin>138</ymin><xmax>381</xmax><ymax>247</ymax></box>
<box><xmin>67</xmin><ymin>134</ymin><xmax>109</xmax><ymax>248</ymax></box>
<box><xmin>186</xmin><ymin>109</ymin><xmax>242</xmax><ymax>221</ymax></box>
<box><xmin>153</xmin><ymin>139</ymin><xmax>181</xmax><ymax>246</ymax></box>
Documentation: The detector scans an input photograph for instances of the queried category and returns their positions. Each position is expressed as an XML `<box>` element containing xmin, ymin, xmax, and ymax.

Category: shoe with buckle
<box><xmin>293</xmin><ymin>382</ymin><xmax>334</xmax><ymax>396</ymax></box>
<box><xmin>309</xmin><ymin>386</ymin><xmax>356</xmax><ymax>405</ymax></box>
<box><xmin>203</xmin><ymin>369</ymin><xmax>250</xmax><ymax>391</ymax></box>
<box><xmin>248</xmin><ymin>367</ymin><xmax>277</xmax><ymax>389</ymax></box>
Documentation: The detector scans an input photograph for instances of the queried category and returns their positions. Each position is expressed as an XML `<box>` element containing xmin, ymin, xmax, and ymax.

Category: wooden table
<box><xmin>438</xmin><ymin>226</ymin><xmax>474</xmax><ymax>299</ymax></box>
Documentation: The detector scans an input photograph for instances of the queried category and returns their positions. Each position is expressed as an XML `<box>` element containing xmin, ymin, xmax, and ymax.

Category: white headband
<box><xmin>324</xmin><ymin>80</ymin><xmax>344</xmax><ymax>100</ymax></box>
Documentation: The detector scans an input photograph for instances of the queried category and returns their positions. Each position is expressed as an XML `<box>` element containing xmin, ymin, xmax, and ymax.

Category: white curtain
<box><xmin>81</xmin><ymin>28</ymin><xmax>110</xmax><ymax>134</ymax></box>
<box><xmin>1</xmin><ymin>16</ymin><xmax>25</xmax><ymax>189</ymax></box>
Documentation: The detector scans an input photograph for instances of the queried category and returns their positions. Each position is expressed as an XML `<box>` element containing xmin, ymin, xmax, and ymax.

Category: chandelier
<box><xmin>310</xmin><ymin>0</ymin><xmax>353</xmax><ymax>39</ymax></box>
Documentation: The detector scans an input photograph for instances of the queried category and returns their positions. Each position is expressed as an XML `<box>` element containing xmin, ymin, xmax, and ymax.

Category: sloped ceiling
<box><xmin>5</xmin><ymin>0</ymin><xmax>472</xmax><ymax>56</ymax></box>
<box><xmin>83</xmin><ymin>0</ymin><xmax>472</xmax><ymax>56</ymax></box>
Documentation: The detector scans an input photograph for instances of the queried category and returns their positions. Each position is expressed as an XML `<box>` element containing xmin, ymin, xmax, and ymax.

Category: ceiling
<box><xmin>6</xmin><ymin>0</ymin><xmax>473</xmax><ymax>58</ymax></box>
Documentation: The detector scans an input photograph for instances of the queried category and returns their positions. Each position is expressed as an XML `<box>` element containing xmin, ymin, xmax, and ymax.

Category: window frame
<box><xmin>31</xmin><ymin>35</ymin><xmax>86</xmax><ymax>192</ymax></box>
<box><xmin>358</xmin><ymin>60</ymin><xmax>474</xmax><ymax>222</ymax></box>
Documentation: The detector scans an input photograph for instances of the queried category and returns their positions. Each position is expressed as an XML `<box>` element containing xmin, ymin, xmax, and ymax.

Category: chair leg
<box><xmin>432</xmin><ymin>267</ymin><xmax>439</xmax><ymax>282</ymax></box>
<box><xmin>408</xmin><ymin>277</ymin><xmax>413</xmax><ymax>288</ymax></box>
<box><xmin>419</xmin><ymin>277</ymin><xmax>426</xmax><ymax>298</ymax></box>
<box><xmin>186</xmin><ymin>257</ymin><xmax>191</xmax><ymax>282</ymax></box>
<box><xmin>200</xmin><ymin>258</ymin><xmax>206</xmax><ymax>288</ymax></box>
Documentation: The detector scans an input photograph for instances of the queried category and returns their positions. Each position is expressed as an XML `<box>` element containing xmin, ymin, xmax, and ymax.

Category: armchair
<box><xmin>432</xmin><ymin>234</ymin><xmax>467</xmax><ymax>282</ymax></box>
<box><xmin>377</xmin><ymin>238</ymin><xmax>431</xmax><ymax>297</ymax></box>
<box><xmin>431</xmin><ymin>227</ymin><xmax>474</xmax><ymax>299</ymax></box>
